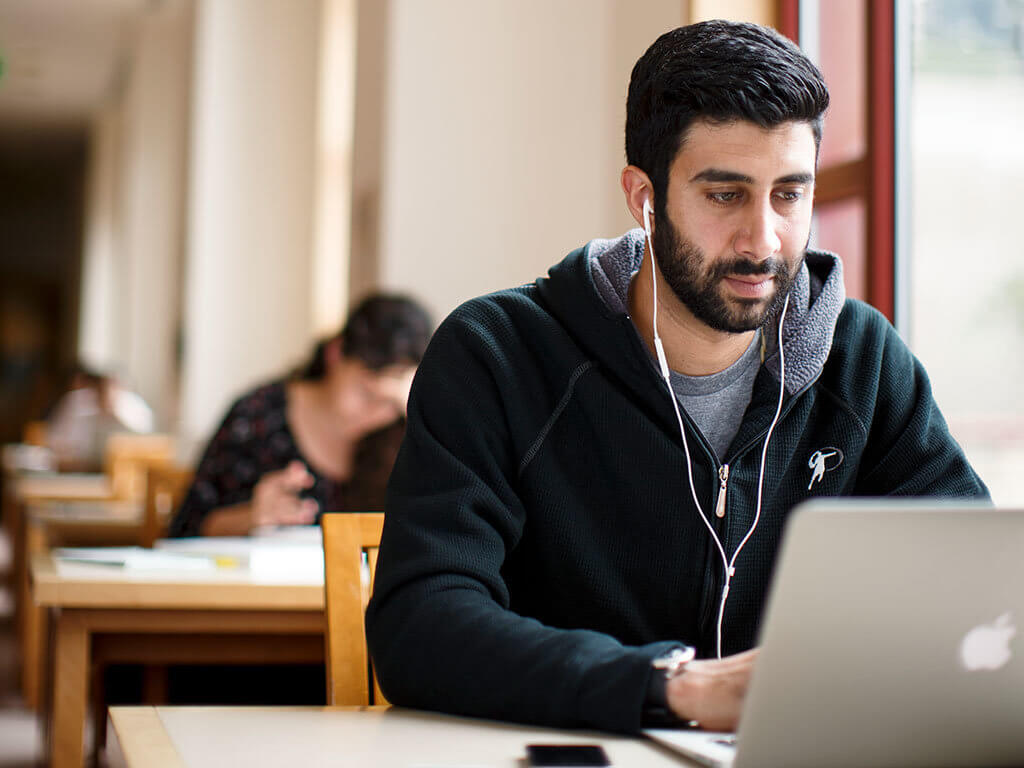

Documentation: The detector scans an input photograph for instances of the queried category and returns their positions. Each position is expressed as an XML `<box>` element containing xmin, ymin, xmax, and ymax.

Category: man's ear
<box><xmin>621</xmin><ymin>165</ymin><xmax>654</xmax><ymax>230</ymax></box>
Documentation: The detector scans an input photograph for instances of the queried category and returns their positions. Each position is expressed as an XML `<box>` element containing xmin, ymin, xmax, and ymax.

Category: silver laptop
<box><xmin>645</xmin><ymin>499</ymin><xmax>1024</xmax><ymax>768</ymax></box>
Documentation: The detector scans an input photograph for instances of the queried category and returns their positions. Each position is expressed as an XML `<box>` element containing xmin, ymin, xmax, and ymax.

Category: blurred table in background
<box><xmin>18</xmin><ymin>498</ymin><xmax>144</xmax><ymax>712</ymax></box>
<box><xmin>3</xmin><ymin>433</ymin><xmax>180</xmax><ymax>713</ymax></box>
<box><xmin>2</xmin><ymin>468</ymin><xmax>117</xmax><ymax>712</ymax></box>
<box><xmin>33</xmin><ymin>530</ymin><xmax>326</xmax><ymax>768</ymax></box>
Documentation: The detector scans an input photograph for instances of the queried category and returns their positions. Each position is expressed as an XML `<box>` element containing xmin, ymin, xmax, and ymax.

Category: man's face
<box><xmin>651</xmin><ymin>119</ymin><xmax>817</xmax><ymax>333</ymax></box>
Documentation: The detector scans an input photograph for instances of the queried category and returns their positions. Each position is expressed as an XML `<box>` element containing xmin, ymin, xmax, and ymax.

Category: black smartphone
<box><xmin>525</xmin><ymin>744</ymin><xmax>611</xmax><ymax>767</ymax></box>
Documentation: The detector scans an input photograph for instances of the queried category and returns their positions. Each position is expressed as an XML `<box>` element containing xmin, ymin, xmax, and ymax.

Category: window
<box><xmin>906</xmin><ymin>0</ymin><xmax>1024</xmax><ymax>504</ymax></box>
<box><xmin>794</xmin><ymin>0</ymin><xmax>895</xmax><ymax>318</ymax></box>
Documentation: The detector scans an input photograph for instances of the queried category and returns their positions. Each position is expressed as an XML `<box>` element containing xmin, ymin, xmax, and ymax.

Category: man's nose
<box><xmin>735</xmin><ymin>200</ymin><xmax>782</xmax><ymax>261</ymax></box>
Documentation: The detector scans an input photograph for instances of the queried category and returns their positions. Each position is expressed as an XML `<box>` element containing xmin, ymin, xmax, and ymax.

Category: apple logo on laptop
<box><xmin>959</xmin><ymin>612</ymin><xmax>1016</xmax><ymax>671</ymax></box>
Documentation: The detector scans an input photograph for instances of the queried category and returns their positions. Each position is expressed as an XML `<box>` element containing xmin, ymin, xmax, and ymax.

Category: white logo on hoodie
<box><xmin>807</xmin><ymin>447</ymin><xmax>844</xmax><ymax>490</ymax></box>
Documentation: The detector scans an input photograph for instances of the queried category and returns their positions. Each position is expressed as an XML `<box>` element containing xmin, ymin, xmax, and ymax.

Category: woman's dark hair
<box><xmin>300</xmin><ymin>293</ymin><xmax>433</xmax><ymax>379</ymax></box>
<box><xmin>625</xmin><ymin>20</ymin><xmax>830</xmax><ymax>221</ymax></box>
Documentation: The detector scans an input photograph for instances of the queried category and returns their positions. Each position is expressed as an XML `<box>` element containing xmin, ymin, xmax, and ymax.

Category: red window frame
<box><xmin>778</xmin><ymin>0</ymin><xmax>896</xmax><ymax>323</ymax></box>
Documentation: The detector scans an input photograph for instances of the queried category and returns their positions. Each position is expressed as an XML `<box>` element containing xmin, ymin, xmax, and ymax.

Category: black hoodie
<box><xmin>366</xmin><ymin>230</ymin><xmax>988</xmax><ymax>734</ymax></box>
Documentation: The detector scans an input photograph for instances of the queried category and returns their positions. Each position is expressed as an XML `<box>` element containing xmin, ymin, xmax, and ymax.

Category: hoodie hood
<box><xmin>548</xmin><ymin>228</ymin><xmax>845</xmax><ymax>395</ymax></box>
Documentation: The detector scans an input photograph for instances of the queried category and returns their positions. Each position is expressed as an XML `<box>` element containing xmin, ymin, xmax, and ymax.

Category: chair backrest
<box><xmin>321</xmin><ymin>512</ymin><xmax>387</xmax><ymax>706</ymax></box>
<box><xmin>22</xmin><ymin>420</ymin><xmax>48</xmax><ymax>447</ymax></box>
<box><xmin>103</xmin><ymin>433</ymin><xmax>176</xmax><ymax>501</ymax></box>
<box><xmin>141</xmin><ymin>465</ymin><xmax>194</xmax><ymax>547</ymax></box>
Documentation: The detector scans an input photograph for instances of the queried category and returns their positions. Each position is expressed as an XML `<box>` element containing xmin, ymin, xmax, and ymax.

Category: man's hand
<box><xmin>665</xmin><ymin>648</ymin><xmax>758</xmax><ymax>732</ymax></box>
<box><xmin>250</xmin><ymin>460</ymin><xmax>318</xmax><ymax>530</ymax></box>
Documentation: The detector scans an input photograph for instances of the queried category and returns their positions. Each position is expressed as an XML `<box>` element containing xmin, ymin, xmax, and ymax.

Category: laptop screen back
<box><xmin>735</xmin><ymin>500</ymin><xmax>1023</xmax><ymax>768</ymax></box>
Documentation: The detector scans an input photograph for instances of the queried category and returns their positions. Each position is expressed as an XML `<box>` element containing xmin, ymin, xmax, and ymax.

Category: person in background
<box><xmin>46</xmin><ymin>366</ymin><xmax>154</xmax><ymax>472</ymax></box>
<box><xmin>168</xmin><ymin>293</ymin><xmax>433</xmax><ymax>538</ymax></box>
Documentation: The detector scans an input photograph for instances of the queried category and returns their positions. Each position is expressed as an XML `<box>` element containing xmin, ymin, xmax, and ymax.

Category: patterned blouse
<box><xmin>168</xmin><ymin>380</ymin><xmax>404</xmax><ymax>537</ymax></box>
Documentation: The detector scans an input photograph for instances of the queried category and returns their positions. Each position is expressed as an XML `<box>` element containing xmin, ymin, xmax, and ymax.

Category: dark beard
<box><xmin>651</xmin><ymin>212</ymin><xmax>801</xmax><ymax>333</ymax></box>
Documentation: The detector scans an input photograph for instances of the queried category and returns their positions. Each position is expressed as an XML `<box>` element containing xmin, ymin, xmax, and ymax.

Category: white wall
<box><xmin>119</xmin><ymin>0</ymin><xmax>193</xmax><ymax>428</ymax></box>
<box><xmin>374</xmin><ymin>0</ymin><xmax>685</xmax><ymax>323</ymax></box>
<box><xmin>79</xmin><ymin>102</ymin><xmax>123</xmax><ymax>375</ymax></box>
<box><xmin>179</xmin><ymin>0</ymin><xmax>323</xmax><ymax>454</ymax></box>
<box><xmin>78</xmin><ymin>0</ymin><xmax>192</xmax><ymax>430</ymax></box>
<box><xmin>311</xmin><ymin>0</ymin><xmax>358</xmax><ymax>336</ymax></box>
<box><xmin>690</xmin><ymin>0</ymin><xmax>775</xmax><ymax>25</ymax></box>
<box><xmin>349</xmin><ymin>0</ymin><xmax>389</xmax><ymax>303</ymax></box>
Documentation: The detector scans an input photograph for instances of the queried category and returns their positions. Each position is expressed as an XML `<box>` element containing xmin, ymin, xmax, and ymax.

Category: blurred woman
<box><xmin>168</xmin><ymin>293</ymin><xmax>432</xmax><ymax>537</ymax></box>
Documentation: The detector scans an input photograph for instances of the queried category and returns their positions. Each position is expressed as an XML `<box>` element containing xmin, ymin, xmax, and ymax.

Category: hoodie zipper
<box><xmin>622</xmin><ymin>313</ymin><xmax>820</xmax><ymax>650</ymax></box>
<box><xmin>697</xmin><ymin>375</ymin><xmax>821</xmax><ymax>646</ymax></box>
<box><xmin>714</xmin><ymin>464</ymin><xmax>729</xmax><ymax>518</ymax></box>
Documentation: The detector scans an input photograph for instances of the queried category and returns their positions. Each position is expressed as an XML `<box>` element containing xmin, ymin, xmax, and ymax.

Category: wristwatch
<box><xmin>652</xmin><ymin>645</ymin><xmax>696</xmax><ymax>678</ymax></box>
<box><xmin>644</xmin><ymin>646</ymin><xmax>699</xmax><ymax>728</ymax></box>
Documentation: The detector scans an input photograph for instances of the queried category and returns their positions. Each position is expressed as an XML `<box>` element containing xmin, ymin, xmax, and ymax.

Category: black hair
<box><xmin>44</xmin><ymin>364</ymin><xmax>111</xmax><ymax>418</ymax></box>
<box><xmin>625</xmin><ymin>20</ymin><xmax>829</xmax><ymax>219</ymax></box>
<box><xmin>300</xmin><ymin>293</ymin><xmax>433</xmax><ymax>379</ymax></box>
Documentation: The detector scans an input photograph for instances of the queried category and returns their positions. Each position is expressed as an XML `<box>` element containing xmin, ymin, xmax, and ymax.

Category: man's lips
<box><xmin>723</xmin><ymin>274</ymin><xmax>774</xmax><ymax>298</ymax></box>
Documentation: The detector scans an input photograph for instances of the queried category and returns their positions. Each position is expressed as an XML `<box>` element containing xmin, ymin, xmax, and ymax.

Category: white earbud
<box><xmin>641</xmin><ymin>197</ymin><xmax>670</xmax><ymax>380</ymax></box>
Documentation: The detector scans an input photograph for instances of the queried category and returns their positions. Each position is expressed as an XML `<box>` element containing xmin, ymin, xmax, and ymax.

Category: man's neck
<box><xmin>627</xmin><ymin>252</ymin><xmax>756</xmax><ymax>377</ymax></box>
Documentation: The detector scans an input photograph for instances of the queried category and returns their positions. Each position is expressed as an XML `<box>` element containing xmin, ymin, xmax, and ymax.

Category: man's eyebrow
<box><xmin>775</xmin><ymin>172</ymin><xmax>815</xmax><ymax>185</ymax></box>
<box><xmin>690</xmin><ymin>168</ymin><xmax>752</xmax><ymax>184</ymax></box>
<box><xmin>689</xmin><ymin>169</ymin><xmax>816</xmax><ymax>185</ymax></box>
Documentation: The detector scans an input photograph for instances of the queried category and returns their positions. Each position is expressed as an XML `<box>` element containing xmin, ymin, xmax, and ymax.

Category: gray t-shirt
<box><xmin>594</xmin><ymin>255</ymin><xmax>762</xmax><ymax>461</ymax></box>
<box><xmin>668</xmin><ymin>333</ymin><xmax>761</xmax><ymax>460</ymax></box>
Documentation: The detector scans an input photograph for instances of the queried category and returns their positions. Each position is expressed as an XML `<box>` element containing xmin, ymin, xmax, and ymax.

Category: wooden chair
<box><xmin>21</xmin><ymin>420</ymin><xmax>48</xmax><ymax>447</ymax></box>
<box><xmin>103</xmin><ymin>432</ymin><xmax>176</xmax><ymax>501</ymax></box>
<box><xmin>141</xmin><ymin>465</ymin><xmax>194</xmax><ymax>547</ymax></box>
<box><xmin>321</xmin><ymin>512</ymin><xmax>387</xmax><ymax>705</ymax></box>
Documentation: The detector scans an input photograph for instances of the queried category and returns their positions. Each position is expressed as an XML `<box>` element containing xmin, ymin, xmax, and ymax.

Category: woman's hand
<box><xmin>250</xmin><ymin>460</ymin><xmax>318</xmax><ymax>529</ymax></box>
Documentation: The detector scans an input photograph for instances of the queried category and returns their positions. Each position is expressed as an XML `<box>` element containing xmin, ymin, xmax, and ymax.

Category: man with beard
<box><xmin>366</xmin><ymin>20</ymin><xmax>987</xmax><ymax>734</ymax></box>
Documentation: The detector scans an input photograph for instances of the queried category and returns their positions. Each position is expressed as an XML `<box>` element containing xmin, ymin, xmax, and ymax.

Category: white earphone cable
<box><xmin>642</xmin><ymin>206</ymin><xmax>731</xmax><ymax>576</ymax></box>
<box><xmin>643</xmin><ymin>200</ymin><xmax>789</xmax><ymax>659</ymax></box>
<box><xmin>714</xmin><ymin>292</ymin><xmax>788</xmax><ymax>658</ymax></box>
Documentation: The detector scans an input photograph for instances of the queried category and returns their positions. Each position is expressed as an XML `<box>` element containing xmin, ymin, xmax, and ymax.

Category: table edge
<box><xmin>108</xmin><ymin>707</ymin><xmax>186</xmax><ymax>768</ymax></box>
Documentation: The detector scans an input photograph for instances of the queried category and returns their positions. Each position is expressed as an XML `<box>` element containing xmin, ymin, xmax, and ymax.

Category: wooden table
<box><xmin>4</xmin><ymin>472</ymin><xmax>115</xmax><ymax>548</ymax></box>
<box><xmin>18</xmin><ymin>498</ymin><xmax>144</xmax><ymax>712</ymax></box>
<box><xmin>2</xmin><ymin>472</ymin><xmax>118</xmax><ymax>711</ymax></box>
<box><xmin>106</xmin><ymin>706</ymin><xmax>696</xmax><ymax>768</ymax></box>
<box><xmin>4</xmin><ymin>472</ymin><xmax>116</xmax><ymax>602</ymax></box>
<box><xmin>10</xmin><ymin>472</ymin><xmax>113</xmax><ymax>502</ymax></box>
<box><xmin>33</xmin><ymin>539</ymin><xmax>326</xmax><ymax>768</ymax></box>
<box><xmin>4</xmin><ymin>473</ymin><xmax>114</xmax><ymax>567</ymax></box>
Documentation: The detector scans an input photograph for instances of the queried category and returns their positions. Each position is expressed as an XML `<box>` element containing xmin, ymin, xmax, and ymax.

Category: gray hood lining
<box><xmin>587</xmin><ymin>228</ymin><xmax>845</xmax><ymax>394</ymax></box>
